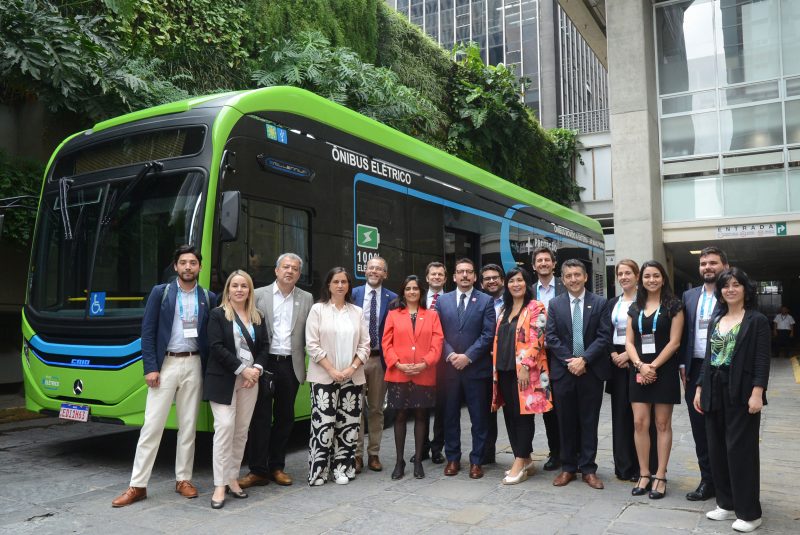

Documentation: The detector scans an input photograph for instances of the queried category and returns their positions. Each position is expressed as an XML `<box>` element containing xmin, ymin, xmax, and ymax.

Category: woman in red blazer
<box><xmin>382</xmin><ymin>275</ymin><xmax>443</xmax><ymax>480</ymax></box>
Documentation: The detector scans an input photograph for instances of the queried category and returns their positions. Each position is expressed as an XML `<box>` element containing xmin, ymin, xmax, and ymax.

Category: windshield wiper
<box><xmin>58</xmin><ymin>177</ymin><xmax>74</xmax><ymax>240</ymax></box>
<box><xmin>101</xmin><ymin>160</ymin><xmax>164</xmax><ymax>226</ymax></box>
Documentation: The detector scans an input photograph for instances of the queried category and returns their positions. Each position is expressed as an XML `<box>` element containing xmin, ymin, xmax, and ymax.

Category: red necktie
<box><xmin>431</xmin><ymin>292</ymin><xmax>439</xmax><ymax>310</ymax></box>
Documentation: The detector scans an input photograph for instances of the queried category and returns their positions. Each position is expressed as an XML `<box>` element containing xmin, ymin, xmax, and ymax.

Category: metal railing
<box><xmin>558</xmin><ymin>109</ymin><xmax>610</xmax><ymax>134</ymax></box>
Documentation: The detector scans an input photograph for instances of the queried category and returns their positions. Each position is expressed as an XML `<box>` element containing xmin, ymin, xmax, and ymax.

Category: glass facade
<box><xmin>655</xmin><ymin>0</ymin><xmax>800</xmax><ymax>221</ymax></box>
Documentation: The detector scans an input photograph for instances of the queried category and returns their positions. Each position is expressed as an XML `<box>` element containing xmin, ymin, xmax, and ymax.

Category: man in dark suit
<box><xmin>112</xmin><ymin>245</ymin><xmax>215</xmax><ymax>507</ymax></box>
<box><xmin>679</xmin><ymin>246</ymin><xmax>728</xmax><ymax>501</ymax></box>
<box><xmin>545</xmin><ymin>258</ymin><xmax>611</xmax><ymax>489</ymax></box>
<box><xmin>239</xmin><ymin>252</ymin><xmax>313</xmax><ymax>488</ymax></box>
<box><xmin>352</xmin><ymin>256</ymin><xmax>397</xmax><ymax>473</ymax></box>
<box><xmin>437</xmin><ymin>258</ymin><xmax>496</xmax><ymax>479</ymax></box>
<box><xmin>532</xmin><ymin>246</ymin><xmax>565</xmax><ymax>471</ymax></box>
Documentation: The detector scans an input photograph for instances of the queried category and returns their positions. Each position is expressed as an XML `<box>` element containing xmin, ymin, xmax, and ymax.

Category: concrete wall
<box><xmin>538</xmin><ymin>0</ymin><xmax>559</xmax><ymax>128</ymax></box>
<box><xmin>607</xmin><ymin>0</ymin><xmax>665</xmax><ymax>265</ymax></box>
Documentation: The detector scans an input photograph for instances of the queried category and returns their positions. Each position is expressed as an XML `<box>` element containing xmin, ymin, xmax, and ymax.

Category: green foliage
<box><xmin>0</xmin><ymin>150</ymin><xmax>43</xmax><ymax>246</ymax></box>
<box><xmin>252</xmin><ymin>31</ymin><xmax>445</xmax><ymax>141</ymax></box>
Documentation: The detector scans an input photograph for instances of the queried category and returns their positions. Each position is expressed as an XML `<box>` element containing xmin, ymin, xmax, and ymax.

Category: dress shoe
<box><xmin>706</xmin><ymin>507</ymin><xmax>736</xmax><ymax>521</ymax></box>
<box><xmin>582</xmin><ymin>473</ymin><xmax>604</xmax><ymax>489</ymax></box>
<box><xmin>552</xmin><ymin>471</ymin><xmax>577</xmax><ymax>487</ymax></box>
<box><xmin>368</xmin><ymin>455</ymin><xmax>383</xmax><ymax>472</ymax></box>
<box><xmin>270</xmin><ymin>470</ymin><xmax>293</xmax><ymax>486</ymax></box>
<box><xmin>111</xmin><ymin>486</ymin><xmax>147</xmax><ymax>507</ymax></box>
<box><xmin>686</xmin><ymin>481</ymin><xmax>715</xmax><ymax>501</ymax></box>
<box><xmin>210</xmin><ymin>498</ymin><xmax>225</xmax><ymax>509</ymax></box>
<box><xmin>431</xmin><ymin>451</ymin><xmax>445</xmax><ymax>464</ymax></box>
<box><xmin>355</xmin><ymin>457</ymin><xmax>364</xmax><ymax>474</ymax></box>
<box><xmin>444</xmin><ymin>461</ymin><xmax>460</xmax><ymax>476</ymax></box>
<box><xmin>649</xmin><ymin>477</ymin><xmax>667</xmax><ymax>499</ymax></box>
<box><xmin>469</xmin><ymin>464</ymin><xmax>484</xmax><ymax>479</ymax></box>
<box><xmin>413</xmin><ymin>462</ymin><xmax>425</xmax><ymax>479</ymax></box>
<box><xmin>391</xmin><ymin>461</ymin><xmax>406</xmax><ymax>480</ymax></box>
<box><xmin>543</xmin><ymin>455</ymin><xmax>561</xmax><ymax>471</ymax></box>
<box><xmin>225</xmin><ymin>486</ymin><xmax>248</xmax><ymax>499</ymax></box>
<box><xmin>410</xmin><ymin>450</ymin><xmax>430</xmax><ymax>463</ymax></box>
<box><xmin>732</xmin><ymin>518</ymin><xmax>762</xmax><ymax>532</ymax></box>
<box><xmin>631</xmin><ymin>475</ymin><xmax>652</xmax><ymax>496</ymax></box>
<box><xmin>238</xmin><ymin>472</ymin><xmax>269</xmax><ymax>489</ymax></box>
<box><xmin>502</xmin><ymin>469</ymin><xmax>529</xmax><ymax>485</ymax></box>
<box><xmin>175</xmin><ymin>480</ymin><xmax>198</xmax><ymax>498</ymax></box>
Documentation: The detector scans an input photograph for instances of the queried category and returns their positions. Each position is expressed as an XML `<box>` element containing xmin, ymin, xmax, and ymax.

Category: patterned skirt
<box><xmin>386</xmin><ymin>381</ymin><xmax>435</xmax><ymax>410</ymax></box>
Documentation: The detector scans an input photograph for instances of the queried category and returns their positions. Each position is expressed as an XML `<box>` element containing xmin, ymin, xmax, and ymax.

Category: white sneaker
<box><xmin>732</xmin><ymin>518</ymin><xmax>762</xmax><ymax>532</ymax></box>
<box><xmin>706</xmin><ymin>507</ymin><xmax>736</xmax><ymax>521</ymax></box>
<box><xmin>334</xmin><ymin>474</ymin><xmax>349</xmax><ymax>485</ymax></box>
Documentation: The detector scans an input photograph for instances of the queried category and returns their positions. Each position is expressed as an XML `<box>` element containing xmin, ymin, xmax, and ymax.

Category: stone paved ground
<box><xmin>0</xmin><ymin>357</ymin><xmax>797</xmax><ymax>535</ymax></box>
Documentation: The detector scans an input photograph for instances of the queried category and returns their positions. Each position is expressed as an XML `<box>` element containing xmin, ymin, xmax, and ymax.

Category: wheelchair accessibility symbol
<box><xmin>89</xmin><ymin>292</ymin><xmax>106</xmax><ymax>317</ymax></box>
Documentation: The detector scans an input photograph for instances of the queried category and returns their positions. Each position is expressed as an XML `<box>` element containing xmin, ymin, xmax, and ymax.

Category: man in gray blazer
<box><xmin>239</xmin><ymin>253</ymin><xmax>313</xmax><ymax>488</ymax></box>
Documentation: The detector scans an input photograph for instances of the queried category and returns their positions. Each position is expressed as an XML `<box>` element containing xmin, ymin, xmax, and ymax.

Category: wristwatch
<box><xmin>351</xmin><ymin>363</ymin><xmax>358</xmax><ymax>370</ymax></box>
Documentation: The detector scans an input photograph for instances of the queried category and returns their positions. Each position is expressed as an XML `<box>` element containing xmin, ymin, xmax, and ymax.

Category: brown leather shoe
<box><xmin>469</xmin><ymin>464</ymin><xmax>484</xmax><ymax>479</ymax></box>
<box><xmin>368</xmin><ymin>455</ymin><xmax>383</xmax><ymax>472</ymax></box>
<box><xmin>270</xmin><ymin>469</ymin><xmax>293</xmax><ymax>486</ymax></box>
<box><xmin>582</xmin><ymin>473</ymin><xmax>604</xmax><ymax>489</ymax></box>
<box><xmin>238</xmin><ymin>472</ymin><xmax>269</xmax><ymax>489</ymax></box>
<box><xmin>552</xmin><ymin>471</ymin><xmax>577</xmax><ymax>487</ymax></box>
<box><xmin>175</xmin><ymin>480</ymin><xmax>198</xmax><ymax>498</ymax></box>
<box><xmin>112</xmin><ymin>486</ymin><xmax>146</xmax><ymax>507</ymax></box>
<box><xmin>355</xmin><ymin>457</ymin><xmax>363</xmax><ymax>474</ymax></box>
<box><xmin>444</xmin><ymin>461</ymin><xmax>460</xmax><ymax>476</ymax></box>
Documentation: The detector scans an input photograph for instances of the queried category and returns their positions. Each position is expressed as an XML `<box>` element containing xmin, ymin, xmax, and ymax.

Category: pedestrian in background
<box><xmin>772</xmin><ymin>305</ymin><xmax>795</xmax><ymax>358</ymax></box>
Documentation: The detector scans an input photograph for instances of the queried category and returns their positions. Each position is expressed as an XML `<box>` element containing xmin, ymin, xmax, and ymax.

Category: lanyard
<box><xmin>235</xmin><ymin>321</ymin><xmax>255</xmax><ymax>340</ymax></box>
<box><xmin>177</xmin><ymin>283</ymin><xmax>199</xmax><ymax>320</ymax></box>
<box><xmin>699</xmin><ymin>291</ymin><xmax>713</xmax><ymax>319</ymax></box>
<box><xmin>612</xmin><ymin>298</ymin><xmax>631</xmax><ymax>329</ymax></box>
<box><xmin>638</xmin><ymin>306</ymin><xmax>661</xmax><ymax>336</ymax></box>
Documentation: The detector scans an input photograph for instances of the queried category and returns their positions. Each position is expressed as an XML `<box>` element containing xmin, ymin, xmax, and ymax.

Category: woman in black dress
<box><xmin>625</xmin><ymin>260</ymin><xmax>683</xmax><ymax>499</ymax></box>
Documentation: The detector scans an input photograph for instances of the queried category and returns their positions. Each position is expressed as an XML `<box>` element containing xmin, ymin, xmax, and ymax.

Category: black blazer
<box><xmin>698</xmin><ymin>309</ymin><xmax>770</xmax><ymax>409</ymax></box>
<box><xmin>204</xmin><ymin>307</ymin><xmax>269</xmax><ymax>405</ymax></box>
<box><xmin>545</xmin><ymin>291</ymin><xmax>612</xmax><ymax>382</ymax></box>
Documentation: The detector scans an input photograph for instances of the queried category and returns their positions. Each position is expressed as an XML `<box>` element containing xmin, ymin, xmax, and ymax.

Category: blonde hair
<box><xmin>220</xmin><ymin>270</ymin><xmax>262</xmax><ymax>325</ymax></box>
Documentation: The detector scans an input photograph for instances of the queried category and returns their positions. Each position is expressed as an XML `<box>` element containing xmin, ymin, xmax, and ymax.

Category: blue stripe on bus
<box><xmin>30</xmin><ymin>351</ymin><xmax>142</xmax><ymax>370</ymax></box>
<box><xmin>29</xmin><ymin>335</ymin><xmax>141</xmax><ymax>356</ymax></box>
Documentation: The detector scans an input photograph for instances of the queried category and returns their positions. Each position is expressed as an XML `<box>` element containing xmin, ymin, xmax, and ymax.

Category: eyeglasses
<box><xmin>455</xmin><ymin>269</ymin><xmax>475</xmax><ymax>275</ymax></box>
<box><xmin>482</xmin><ymin>275</ymin><xmax>501</xmax><ymax>282</ymax></box>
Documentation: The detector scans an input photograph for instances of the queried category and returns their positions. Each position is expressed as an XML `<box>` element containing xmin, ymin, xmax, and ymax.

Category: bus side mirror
<box><xmin>219</xmin><ymin>190</ymin><xmax>240</xmax><ymax>242</ymax></box>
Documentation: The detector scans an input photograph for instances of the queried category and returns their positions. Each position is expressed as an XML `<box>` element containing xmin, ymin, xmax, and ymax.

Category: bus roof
<box><xmin>90</xmin><ymin>86</ymin><xmax>602</xmax><ymax>235</ymax></box>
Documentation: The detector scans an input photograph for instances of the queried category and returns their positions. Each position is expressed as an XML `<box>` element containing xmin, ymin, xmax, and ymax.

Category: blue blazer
<box><xmin>679</xmin><ymin>286</ymin><xmax>721</xmax><ymax>374</ymax></box>
<box><xmin>140</xmin><ymin>282</ymin><xmax>215</xmax><ymax>375</ymax></box>
<box><xmin>352</xmin><ymin>284</ymin><xmax>398</xmax><ymax>365</ymax></box>
<box><xmin>436</xmin><ymin>289</ymin><xmax>497</xmax><ymax>379</ymax></box>
<box><xmin>545</xmin><ymin>291</ymin><xmax>612</xmax><ymax>382</ymax></box>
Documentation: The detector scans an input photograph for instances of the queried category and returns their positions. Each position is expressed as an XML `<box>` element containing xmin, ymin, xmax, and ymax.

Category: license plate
<box><xmin>59</xmin><ymin>403</ymin><xmax>89</xmax><ymax>422</ymax></box>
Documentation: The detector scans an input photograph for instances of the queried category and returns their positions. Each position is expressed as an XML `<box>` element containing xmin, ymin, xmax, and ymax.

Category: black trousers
<box><xmin>608</xmin><ymin>361</ymin><xmax>658</xmax><ymax>478</ymax></box>
<box><xmin>553</xmin><ymin>371</ymin><xmax>604</xmax><ymax>474</ymax></box>
<box><xmin>542</xmin><ymin>350</ymin><xmax>560</xmax><ymax>457</ymax></box>
<box><xmin>705</xmin><ymin>372</ymin><xmax>762</xmax><ymax>521</ymax></box>
<box><xmin>245</xmin><ymin>357</ymin><xmax>299</xmax><ymax>475</ymax></box>
<box><xmin>685</xmin><ymin>361</ymin><xmax>714</xmax><ymax>483</ymax></box>
<box><xmin>497</xmin><ymin>369</ymin><xmax>535</xmax><ymax>458</ymax></box>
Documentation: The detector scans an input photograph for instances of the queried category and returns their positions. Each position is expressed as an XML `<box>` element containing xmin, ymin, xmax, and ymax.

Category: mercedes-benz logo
<box><xmin>73</xmin><ymin>379</ymin><xmax>83</xmax><ymax>395</ymax></box>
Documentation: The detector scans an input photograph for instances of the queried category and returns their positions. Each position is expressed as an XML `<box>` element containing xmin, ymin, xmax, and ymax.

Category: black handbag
<box><xmin>233</xmin><ymin>314</ymin><xmax>275</xmax><ymax>395</ymax></box>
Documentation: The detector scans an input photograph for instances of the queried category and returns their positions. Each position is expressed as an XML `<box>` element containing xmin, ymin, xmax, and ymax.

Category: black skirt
<box><xmin>386</xmin><ymin>381</ymin><xmax>436</xmax><ymax>409</ymax></box>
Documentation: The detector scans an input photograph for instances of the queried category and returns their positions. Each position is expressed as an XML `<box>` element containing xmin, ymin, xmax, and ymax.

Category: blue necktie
<box><xmin>572</xmin><ymin>298</ymin><xmax>584</xmax><ymax>356</ymax></box>
<box><xmin>457</xmin><ymin>292</ymin><xmax>466</xmax><ymax>321</ymax></box>
<box><xmin>369</xmin><ymin>289</ymin><xmax>378</xmax><ymax>349</ymax></box>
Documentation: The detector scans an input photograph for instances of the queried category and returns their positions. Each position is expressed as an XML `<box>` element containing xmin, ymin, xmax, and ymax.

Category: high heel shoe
<box><xmin>631</xmin><ymin>475</ymin><xmax>652</xmax><ymax>496</ymax></box>
<box><xmin>210</xmin><ymin>497</ymin><xmax>225</xmax><ymax>509</ymax></box>
<box><xmin>413</xmin><ymin>462</ymin><xmax>425</xmax><ymax>479</ymax></box>
<box><xmin>505</xmin><ymin>459</ymin><xmax>536</xmax><ymax>477</ymax></box>
<box><xmin>649</xmin><ymin>477</ymin><xmax>667</xmax><ymax>500</ymax></box>
<box><xmin>225</xmin><ymin>485</ymin><xmax>248</xmax><ymax>499</ymax></box>
<box><xmin>502</xmin><ymin>468</ymin><xmax>529</xmax><ymax>485</ymax></box>
<box><xmin>391</xmin><ymin>461</ymin><xmax>406</xmax><ymax>480</ymax></box>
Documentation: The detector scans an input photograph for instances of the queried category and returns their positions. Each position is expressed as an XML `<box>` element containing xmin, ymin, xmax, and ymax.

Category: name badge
<box><xmin>641</xmin><ymin>334</ymin><xmax>656</xmax><ymax>355</ymax></box>
<box><xmin>182</xmin><ymin>319</ymin><xmax>198</xmax><ymax>339</ymax></box>
<box><xmin>698</xmin><ymin>318</ymin><xmax>710</xmax><ymax>339</ymax></box>
<box><xmin>613</xmin><ymin>325</ymin><xmax>626</xmax><ymax>345</ymax></box>
<box><xmin>238</xmin><ymin>346</ymin><xmax>253</xmax><ymax>364</ymax></box>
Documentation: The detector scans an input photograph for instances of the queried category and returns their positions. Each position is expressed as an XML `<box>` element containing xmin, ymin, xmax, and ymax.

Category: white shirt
<box><xmin>426</xmin><ymin>289</ymin><xmax>442</xmax><ymax>309</ymax></box>
<box><xmin>693</xmin><ymin>289</ymin><xmax>717</xmax><ymax>359</ymax></box>
<box><xmin>774</xmin><ymin>313</ymin><xmax>795</xmax><ymax>330</ymax></box>
<box><xmin>166</xmin><ymin>281</ymin><xmax>200</xmax><ymax>353</ymax></box>
<box><xmin>363</xmin><ymin>284</ymin><xmax>382</xmax><ymax>327</ymax></box>
<box><xmin>568</xmin><ymin>290</ymin><xmax>586</xmax><ymax>317</ymax></box>
<box><xmin>612</xmin><ymin>297</ymin><xmax>634</xmax><ymax>345</ymax></box>
<box><xmin>536</xmin><ymin>277</ymin><xmax>556</xmax><ymax>309</ymax></box>
<box><xmin>456</xmin><ymin>288</ymin><xmax>474</xmax><ymax>311</ymax></box>
<box><xmin>270</xmin><ymin>284</ymin><xmax>295</xmax><ymax>355</ymax></box>
<box><xmin>333</xmin><ymin>306</ymin><xmax>356</xmax><ymax>371</ymax></box>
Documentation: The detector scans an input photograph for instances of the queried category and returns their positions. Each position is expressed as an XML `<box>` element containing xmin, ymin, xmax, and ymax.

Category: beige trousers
<box><xmin>130</xmin><ymin>355</ymin><xmax>202</xmax><ymax>487</ymax></box>
<box><xmin>356</xmin><ymin>355</ymin><xmax>387</xmax><ymax>457</ymax></box>
<box><xmin>210</xmin><ymin>374</ymin><xmax>259</xmax><ymax>486</ymax></box>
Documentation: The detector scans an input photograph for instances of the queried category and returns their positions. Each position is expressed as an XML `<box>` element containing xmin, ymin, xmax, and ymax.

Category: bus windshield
<box><xmin>29</xmin><ymin>170</ymin><xmax>206</xmax><ymax>319</ymax></box>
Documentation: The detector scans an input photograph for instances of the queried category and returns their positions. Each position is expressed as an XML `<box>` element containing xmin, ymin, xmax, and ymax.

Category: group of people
<box><xmin>109</xmin><ymin>244</ymin><xmax>771</xmax><ymax>533</ymax></box>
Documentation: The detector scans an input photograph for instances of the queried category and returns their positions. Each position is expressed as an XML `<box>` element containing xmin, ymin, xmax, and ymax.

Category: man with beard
<box><xmin>112</xmin><ymin>245</ymin><xmax>215</xmax><ymax>507</ymax></box>
<box><xmin>679</xmin><ymin>246</ymin><xmax>729</xmax><ymax>501</ymax></box>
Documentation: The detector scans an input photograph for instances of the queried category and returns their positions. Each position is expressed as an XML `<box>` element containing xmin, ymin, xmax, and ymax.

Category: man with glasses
<box><xmin>437</xmin><ymin>258</ymin><xmax>496</xmax><ymax>479</ymax></box>
<box><xmin>352</xmin><ymin>256</ymin><xmax>397</xmax><ymax>473</ymax></box>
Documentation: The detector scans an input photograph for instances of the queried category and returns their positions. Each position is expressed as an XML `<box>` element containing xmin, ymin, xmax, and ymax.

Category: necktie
<box><xmin>369</xmin><ymin>289</ymin><xmax>378</xmax><ymax>349</ymax></box>
<box><xmin>457</xmin><ymin>292</ymin><xmax>466</xmax><ymax>321</ymax></box>
<box><xmin>431</xmin><ymin>292</ymin><xmax>439</xmax><ymax>310</ymax></box>
<box><xmin>572</xmin><ymin>298</ymin><xmax>584</xmax><ymax>356</ymax></box>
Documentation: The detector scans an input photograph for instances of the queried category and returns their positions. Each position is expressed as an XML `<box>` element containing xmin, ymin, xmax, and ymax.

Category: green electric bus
<box><xmin>21</xmin><ymin>86</ymin><xmax>605</xmax><ymax>431</ymax></box>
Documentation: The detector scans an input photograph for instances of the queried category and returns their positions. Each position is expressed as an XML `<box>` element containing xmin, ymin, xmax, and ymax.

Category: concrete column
<box><xmin>607</xmin><ymin>0</ymin><xmax>665</xmax><ymax>265</ymax></box>
<box><xmin>538</xmin><ymin>0</ymin><xmax>558</xmax><ymax>129</ymax></box>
